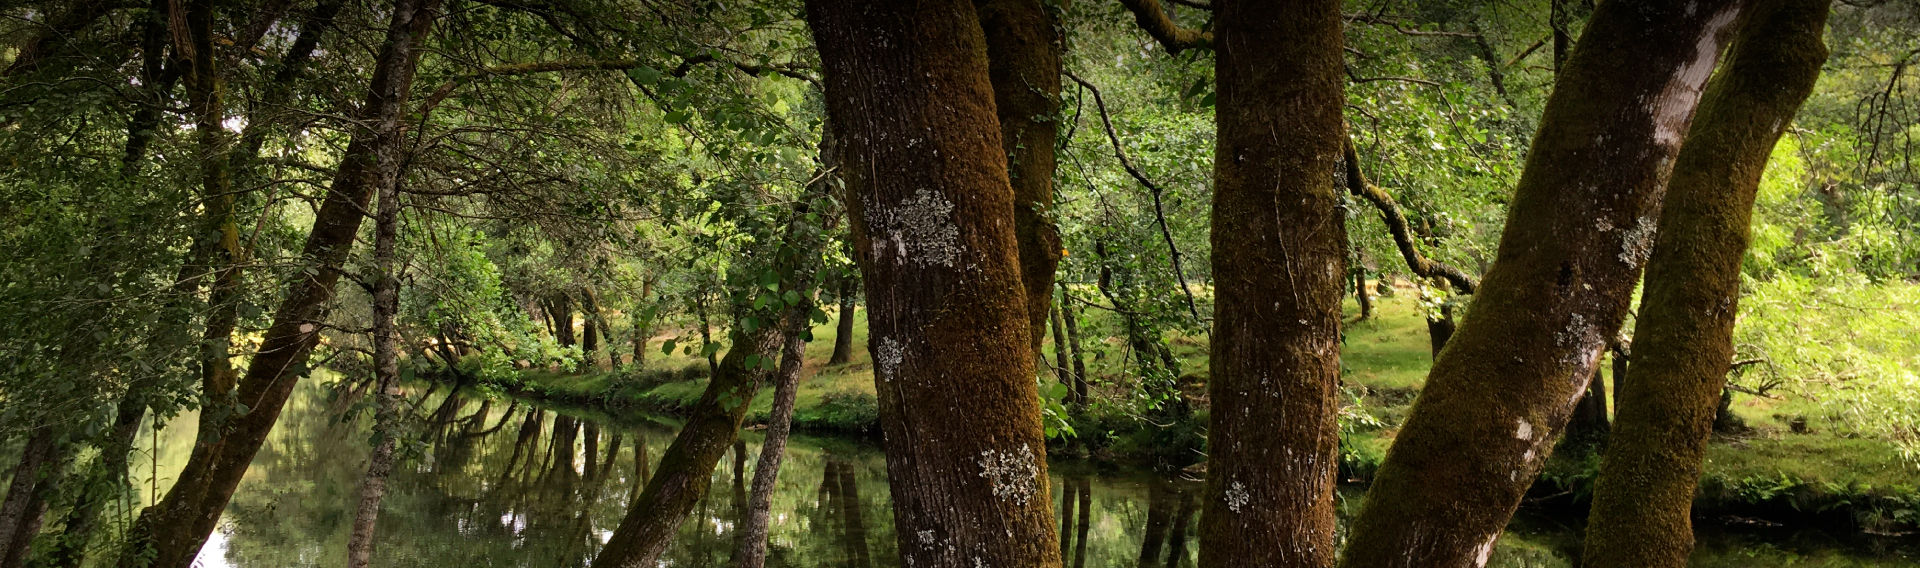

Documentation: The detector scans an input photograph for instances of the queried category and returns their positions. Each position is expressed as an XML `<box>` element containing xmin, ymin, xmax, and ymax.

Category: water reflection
<box><xmin>129</xmin><ymin>381</ymin><xmax>1913</xmax><ymax>567</ymax></box>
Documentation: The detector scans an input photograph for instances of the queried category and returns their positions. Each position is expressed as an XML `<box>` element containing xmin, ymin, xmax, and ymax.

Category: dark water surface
<box><xmin>129</xmin><ymin>379</ymin><xmax>1915</xmax><ymax>567</ymax></box>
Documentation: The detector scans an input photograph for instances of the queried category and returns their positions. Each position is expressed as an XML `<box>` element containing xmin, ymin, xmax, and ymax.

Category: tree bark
<box><xmin>978</xmin><ymin>0</ymin><xmax>1063</xmax><ymax>357</ymax></box>
<box><xmin>1583</xmin><ymin>1</ymin><xmax>1829</xmax><ymax>565</ymax></box>
<box><xmin>1060</xmin><ymin>283</ymin><xmax>1088</xmax><ymax>403</ymax></box>
<box><xmin>0</xmin><ymin>428</ymin><xmax>59</xmax><ymax>568</ymax></box>
<box><xmin>807</xmin><ymin>2</ymin><xmax>1061</xmax><ymax>565</ymax></box>
<box><xmin>731</xmin><ymin>296</ymin><xmax>813</xmax><ymax>568</ymax></box>
<box><xmin>1337</xmin><ymin>1</ymin><xmax>1748</xmax><ymax>565</ymax></box>
<box><xmin>1198</xmin><ymin>2</ymin><xmax>1347</xmax><ymax>567</ymax></box>
<box><xmin>1354</xmin><ymin>270</ymin><xmax>1373</xmax><ymax>322</ymax></box>
<box><xmin>120</xmin><ymin>0</ymin><xmax>441</xmax><ymax>564</ymax></box>
<box><xmin>346</xmin><ymin>140</ymin><xmax>407</xmax><ymax>568</ymax></box>
<box><xmin>1050</xmin><ymin>300</ymin><xmax>1072</xmax><ymax>390</ymax></box>
<box><xmin>829</xmin><ymin>278</ymin><xmax>858</xmax><ymax>365</ymax></box>
<box><xmin>581</xmin><ymin>287</ymin><xmax>610</xmax><ymax>371</ymax></box>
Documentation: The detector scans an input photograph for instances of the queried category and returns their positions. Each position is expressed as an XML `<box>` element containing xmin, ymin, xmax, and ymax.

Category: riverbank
<box><xmin>443</xmin><ymin>287</ymin><xmax>1920</xmax><ymax>536</ymax></box>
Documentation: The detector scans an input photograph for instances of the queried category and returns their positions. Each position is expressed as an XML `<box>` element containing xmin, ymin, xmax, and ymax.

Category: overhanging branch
<box><xmin>1342</xmin><ymin>135</ymin><xmax>1479</xmax><ymax>294</ymax></box>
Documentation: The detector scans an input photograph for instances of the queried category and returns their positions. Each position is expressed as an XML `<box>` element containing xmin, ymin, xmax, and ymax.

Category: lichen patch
<box><xmin>885</xmin><ymin>189</ymin><xmax>963</xmax><ymax>268</ymax></box>
<box><xmin>977</xmin><ymin>444</ymin><xmax>1039</xmax><ymax>506</ymax></box>
<box><xmin>877</xmin><ymin>337</ymin><xmax>904</xmax><ymax>382</ymax></box>
<box><xmin>1224</xmin><ymin>480</ymin><xmax>1251</xmax><ymax>513</ymax></box>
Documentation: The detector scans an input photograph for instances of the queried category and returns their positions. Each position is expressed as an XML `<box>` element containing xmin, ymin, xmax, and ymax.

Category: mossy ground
<box><xmin>458</xmin><ymin>279</ymin><xmax>1918</xmax><ymax>529</ymax></box>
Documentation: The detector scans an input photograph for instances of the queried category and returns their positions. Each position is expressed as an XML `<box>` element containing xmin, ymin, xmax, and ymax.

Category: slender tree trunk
<box><xmin>1061</xmin><ymin>283</ymin><xmax>1088</xmax><ymax>403</ymax></box>
<box><xmin>1338</xmin><ymin>1</ymin><xmax>1748</xmax><ymax>565</ymax></box>
<box><xmin>1198</xmin><ymin>2</ymin><xmax>1347</xmax><ymax>567</ymax></box>
<box><xmin>1050</xmin><ymin>301</ymin><xmax>1072</xmax><ymax>390</ymax></box>
<box><xmin>732</xmin><ymin>296</ymin><xmax>813</xmax><ymax>568</ymax></box>
<box><xmin>346</xmin><ymin>143</ymin><xmax>407</xmax><ymax>568</ymax></box>
<box><xmin>1426</xmin><ymin>302</ymin><xmax>1456</xmax><ymax>358</ymax></box>
<box><xmin>978</xmin><ymin>0</ymin><xmax>1063</xmax><ymax>356</ymax></box>
<box><xmin>121</xmin><ymin>1</ymin><xmax>441</xmax><ymax>564</ymax></box>
<box><xmin>1354</xmin><ymin>270</ymin><xmax>1373</xmax><ymax>322</ymax></box>
<box><xmin>1584</xmin><ymin>2</ymin><xmax>1828</xmax><ymax>565</ymax></box>
<box><xmin>829</xmin><ymin>278</ymin><xmax>857</xmax><ymax>365</ymax></box>
<box><xmin>808</xmin><ymin>2</ymin><xmax>1062</xmax><ymax>565</ymax></box>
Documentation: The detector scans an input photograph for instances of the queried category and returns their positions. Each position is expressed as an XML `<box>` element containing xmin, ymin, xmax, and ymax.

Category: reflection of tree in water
<box><xmin>202</xmin><ymin>385</ymin><xmax>1595</xmax><ymax>568</ymax></box>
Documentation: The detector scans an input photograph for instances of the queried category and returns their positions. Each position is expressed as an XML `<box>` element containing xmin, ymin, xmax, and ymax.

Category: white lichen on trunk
<box><xmin>976</xmin><ymin>444</ymin><xmax>1039</xmax><ymax>506</ymax></box>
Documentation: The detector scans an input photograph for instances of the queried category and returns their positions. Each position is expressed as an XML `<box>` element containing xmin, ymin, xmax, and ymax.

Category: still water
<box><xmin>131</xmin><ymin>379</ymin><xmax>1915</xmax><ymax>567</ymax></box>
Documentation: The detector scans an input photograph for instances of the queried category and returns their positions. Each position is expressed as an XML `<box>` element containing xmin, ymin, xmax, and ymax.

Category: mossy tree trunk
<box><xmin>119</xmin><ymin>0</ymin><xmax>441</xmax><ymax>564</ymax></box>
<box><xmin>978</xmin><ymin>0</ymin><xmax>1063</xmax><ymax>357</ymax></box>
<box><xmin>1060</xmin><ymin>283</ymin><xmax>1089</xmax><ymax>403</ymax></box>
<box><xmin>807</xmin><ymin>1</ymin><xmax>1062</xmax><ymax>565</ymax></box>
<box><xmin>1198</xmin><ymin>1</ymin><xmax>1347</xmax><ymax>567</ymax></box>
<box><xmin>1583</xmin><ymin>1</ymin><xmax>1830</xmax><ymax>565</ymax></box>
<box><xmin>1338</xmin><ymin>1</ymin><xmax>1749</xmax><ymax>565</ymax></box>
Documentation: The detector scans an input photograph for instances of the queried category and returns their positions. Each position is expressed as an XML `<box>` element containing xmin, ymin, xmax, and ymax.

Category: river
<box><xmin>127</xmin><ymin>378</ymin><xmax>1915</xmax><ymax>567</ymax></box>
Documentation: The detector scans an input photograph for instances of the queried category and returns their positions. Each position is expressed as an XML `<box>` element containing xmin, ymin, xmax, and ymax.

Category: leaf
<box><xmin>701</xmin><ymin>341</ymin><xmax>723</xmax><ymax>357</ymax></box>
<box><xmin>783</xmin><ymin>290</ymin><xmax>801</xmax><ymax>305</ymax></box>
<box><xmin>661</xmin><ymin>339</ymin><xmax>677</xmax><ymax>356</ymax></box>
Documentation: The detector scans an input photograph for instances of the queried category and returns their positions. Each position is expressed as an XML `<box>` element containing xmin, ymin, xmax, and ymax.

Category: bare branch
<box><xmin>1341</xmin><ymin>135</ymin><xmax>1479</xmax><ymax>294</ymax></box>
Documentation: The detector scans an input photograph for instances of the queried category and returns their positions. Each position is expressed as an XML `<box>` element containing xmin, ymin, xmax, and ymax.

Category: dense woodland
<box><xmin>1</xmin><ymin>0</ymin><xmax>1918</xmax><ymax>567</ymax></box>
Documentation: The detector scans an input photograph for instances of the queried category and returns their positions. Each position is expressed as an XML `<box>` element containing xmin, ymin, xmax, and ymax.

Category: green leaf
<box><xmin>783</xmin><ymin>290</ymin><xmax>801</xmax><ymax>305</ymax></box>
<box><xmin>661</xmin><ymin>339</ymin><xmax>677</xmax><ymax>356</ymax></box>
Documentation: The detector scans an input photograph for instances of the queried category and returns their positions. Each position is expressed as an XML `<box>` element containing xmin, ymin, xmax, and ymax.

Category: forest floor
<box><xmin>464</xmin><ymin>282</ymin><xmax>1920</xmax><ymax>533</ymax></box>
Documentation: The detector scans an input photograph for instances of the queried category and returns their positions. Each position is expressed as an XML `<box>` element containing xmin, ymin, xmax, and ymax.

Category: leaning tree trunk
<box><xmin>120</xmin><ymin>1</ymin><xmax>441</xmax><ymax>565</ymax></box>
<box><xmin>978</xmin><ymin>0</ymin><xmax>1063</xmax><ymax>356</ymax></box>
<box><xmin>346</xmin><ymin>137</ymin><xmax>408</xmax><ymax>568</ymax></box>
<box><xmin>1583</xmin><ymin>1</ymin><xmax>1829</xmax><ymax>565</ymax></box>
<box><xmin>0</xmin><ymin>428</ymin><xmax>62</xmax><ymax>568</ymax></box>
<box><xmin>589</xmin><ymin>137</ymin><xmax>835</xmax><ymax>568</ymax></box>
<box><xmin>731</xmin><ymin>296</ymin><xmax>813</xmax><ymax>568</ymax></box>
<box><xmin>1197</xmin><ymin>2</ymin><xmax>1348</xmax><ymax>568</ymax></box>
<box><xmin>807</xmin><ymin>1</ymin><xmax>1062</xmax><ymax>565</ymax></box>
<box><xmin>1338</xmin><ymin>1</ymin><xmax>1748</xmax><ymax>565</ymax></box>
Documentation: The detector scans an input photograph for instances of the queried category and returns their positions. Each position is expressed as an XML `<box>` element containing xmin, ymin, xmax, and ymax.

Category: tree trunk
<box><xmin>1354</xmin><ymin>270</ymin><xmax>1373</xmax><ymax>322</ymax></box>
<box><xmin>1050</xmin><ymin>300</ymin><xmax>1072</xmax><ymax>391</ymax></box>
<box><xmin>835</xmin><ymin>459</ymin><xmax>872</xmax><ymax>568</ymax></box>
<box><xmin>581</xmin><ymin>287</ymin><xmax>610</xmax><ymax>371</ymax></box>
<box><xmin>346</xmin><ymin>143</ymin><xmax>407</xmax><ymax>568</ymax></box>
<box><xmin>1165</xmin><ymin>487</ymin><xmax>1196</xmax><ymax>568</ymax></box>
<box><xmin>1562</xmin><ymin>366</ymin><xmax>1611</xmax><ymax>447</ymax></box>
<box><xmin>829</xmin><ymin>278</ymin><xmax>858</xmax><ymax>365</ymax></box>
<box><xmin>551</xmin><ymin>294</ymin><xmax>576</xmax><ymax>348</ymax></box>
<box><xmin>1199</xmin><ymin>2</ymin><xmax>1348</xmax><ymax>567</ymax></box>
<box><xmin>1338</xmin><ymin>1</ymin><xmax>1747</xmax><ymax>565</ymax></box>
<box><xmin>1584</xmin><ymin>1</ymin><xmax>1828</xmax><ymax>565</ymax></box>
<box><xmin>732</xmin><ymin>296</ymin><xmax>813</xmax><ymax>568</ymax></box>
<box><xmin>1072</xmin><ymin>476</ymin><xmax>1091</xmax><ymax>568</ymax></box>
<box><xmin>590</xmin><ymin>133</ymin><xmax>836</xmax><ymax>568</ymax></box>
<box><xmin>0</xmin><ymin>428</ymin><xmax>58</xmax><ymax>568</ymax></box>
<box><xmin>978</xmin><ymin>0</ymin><xmax>1063</xmax><ymax>356</ymax></box>
<box><xmin>1426</xmin><ymin>302</ymin><xmax>1456</xmax><ymax>358</ymax></box>
<box><xmin>1061</xmin><ymin>283</ymin><xmax>1089</xmax><ymax>403</ymax></box>
<box><xmin>120</xmin><ymin>0</ymin><xmax>441</xmax><ymax>564</ymax></box>
<box><xmin>1057</xmin><ymin>478</ymin><xmax>1077</xmax><ymax>558</ymax></box>
<box><xmin>807</xmin><ymin>1</ymin><xmax>1062</xmax><ymax>565</ymax></box>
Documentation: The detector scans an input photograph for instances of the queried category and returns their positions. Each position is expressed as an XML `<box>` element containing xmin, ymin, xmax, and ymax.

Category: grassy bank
<box><xmin>451</xmin><ymin>281</ymin><xmax>1919</xmax><ymax>533</ymax></box>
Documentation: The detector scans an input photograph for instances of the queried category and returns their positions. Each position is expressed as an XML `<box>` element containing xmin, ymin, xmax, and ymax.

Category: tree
<box><xmin>806</xmin><ymin>0</ymin><xmax>1062</xmax><ymax>565</ymax></box>
<box><xmin>120</xmin><ymin>0</ymin><xmax>443</xmax><ymax>563</ymax></box>
<box><xmin>1197</xmin><ymin>1</ymin><xmax>1348</xmax><ymax>567</ymax></box>
<box><xmin>979</xmin><ymin>0</ymin><xmax>1064</xmax><ymax>355</ymax></box>
<box><xmin>1583</xmin><ymin>0</ymin><xmax>1830</xmax><ymax>565</ymax></box>
<box><xmin>1339</xmin><ymin>1</ymin><xmax>1751</xmax><ymax>564</ymax></box>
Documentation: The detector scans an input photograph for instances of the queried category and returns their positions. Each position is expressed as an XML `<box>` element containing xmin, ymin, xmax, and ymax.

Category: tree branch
<box><xmin>1341</xmin><ymin>135</ymin><xmax>1479</xmax><ymax>294</ymax></box>
<box><xmin>1067</xmin><ymin>70</ymin><xmax>1205</xmax><ymax>323</ymax></box>
<box><xmin>1117</xmin><ymin>0</ymin><xmax>1212</xmax><ymax>54</ymax></box>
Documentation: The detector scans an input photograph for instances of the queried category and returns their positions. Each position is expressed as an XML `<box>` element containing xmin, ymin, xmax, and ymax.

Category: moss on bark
<box><xmin>1582</xmin><ymin>1</ymin><xmax>1831</xmax><ymax>565</ymax></box>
